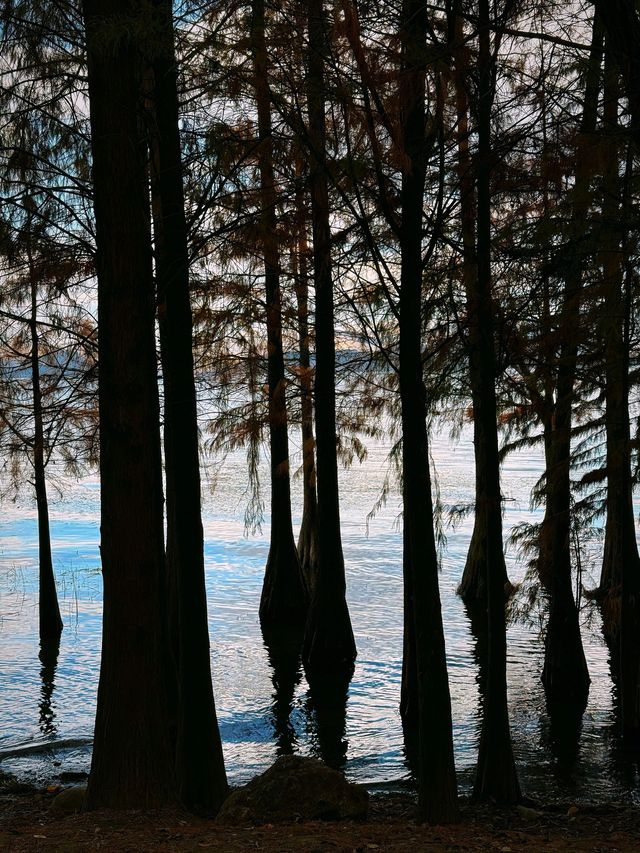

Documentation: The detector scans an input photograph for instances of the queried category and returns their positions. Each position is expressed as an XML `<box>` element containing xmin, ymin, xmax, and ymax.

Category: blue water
<box><xmin>1</xmin><ymin>427</ymin><xmax>638</xmax><ymax>803</ymax></box>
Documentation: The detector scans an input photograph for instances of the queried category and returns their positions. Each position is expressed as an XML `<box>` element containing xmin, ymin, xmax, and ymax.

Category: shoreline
<box><xmin>2</xmin><ymin>784</ymin><xmax>639</xmax><ymax>852</ymax></box>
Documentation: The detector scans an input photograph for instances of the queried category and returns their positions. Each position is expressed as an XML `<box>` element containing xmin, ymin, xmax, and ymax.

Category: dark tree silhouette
<box><xmin>453</xmin><ymin>8</ymin><xmax>511</xmax><ymax>609</ymax></box>
<box><xmin>538</xmin><ymin>13</ymin><xmax>603</xmax><ymax>711</ymax></box>
<box><xmin>147</xmin><ymin>0</ymin><xmax>228</xmax><ymax>813</ymax></box>
<box><xmin>593</xmin><ymin>0</ymin><xmax>640</xmax><ymax>147</ymax></box>
<box><xmin>251</xmin><ymin>0</ymin><xmax>308</xmax><ymax>631</ymax></box>
<box><xmin>597</xmin><ymin>45</ymin><xmax>640</xmax><ymax>747</ymax></box>
<box><xmin>302</xmin><ymin>0</ymin><xmax>357</xmax><ymax>680</ymax></box>
<box><xmin>28</xmin><ymin>245</ymin><xmax>63</xmax><ymax>642</ymax></box>
<box><xmin>397</xmin><ymin>0</ymin><xmax>458</xmax><ymax>824</ymax></box>
<box><xmin>292</xmin><ymin>161</ymin><xmax>320</xmax><ymax>590</ymax></box>
<box><xmin>467</xmin><ymin>0</ymin><xmax>520</xmax><ymax>804</ymax></box>
<box><xmin>82</xmin><ymin>0</ymin><xmax>178</xmax><ymax>809</ymax></box>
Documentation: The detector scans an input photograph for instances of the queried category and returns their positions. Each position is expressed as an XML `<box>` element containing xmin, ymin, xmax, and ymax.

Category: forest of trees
<box><xmin>1</xmin><ymin>0</ymin><xmax>639</xmax><ymax>826</ymax></box>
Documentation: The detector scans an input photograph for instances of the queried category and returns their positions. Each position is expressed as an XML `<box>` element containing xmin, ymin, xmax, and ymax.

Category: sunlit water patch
<box><xmin>0</xmin><ymin>428</ymin><xmax>637</xmax><ymax>804</ymax></box>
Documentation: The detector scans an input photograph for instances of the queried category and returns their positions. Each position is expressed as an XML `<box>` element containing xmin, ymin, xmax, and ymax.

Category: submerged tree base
<box><xmin>302</xmin><ymin>594</ymin><xmax>356</xmax><ymax>683</ymax></box>
<box><xmin>259</xmin><ymin>539</ymin><xmax>309</xmax><ymax>631</ymax></box>
<box><xmin>542</xmin><ymin>613</ymin><xmax>591</xmax><ymax>710</ymax></box>
<box><xmin>457</xmin><ymin>522</ymin><xmax>514</xmax><ymax>607</ymax></box>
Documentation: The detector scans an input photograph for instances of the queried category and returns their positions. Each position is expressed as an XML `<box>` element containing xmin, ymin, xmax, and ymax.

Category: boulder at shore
<box><xmin>49</xmin><ymin>785</ymin><xmax>86</xmax><ymax>815</ymax></box>
<box><xmin>217</xmin><ymin>755</ymin><xmax>368</xmax><ymax>824</ymax></box>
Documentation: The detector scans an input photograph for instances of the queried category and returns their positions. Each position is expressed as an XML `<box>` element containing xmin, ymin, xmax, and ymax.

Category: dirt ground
<box><xmin>1</xmin><ymin>786</ymin><xmax>639</xmax><ymax>853</ymax></box>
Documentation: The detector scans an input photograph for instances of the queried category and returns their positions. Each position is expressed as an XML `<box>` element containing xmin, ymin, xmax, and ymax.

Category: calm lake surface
<box><xmin>1</xmin><ymin>425</ymin><xmax>638</xmax><ymax>803</ymax></box>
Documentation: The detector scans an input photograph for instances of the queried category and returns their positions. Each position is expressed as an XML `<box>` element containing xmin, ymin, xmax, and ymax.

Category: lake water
<box><xmin>1</xmin><ymin>426</ymin><xmax>638</xmax><ymax>804</ymax></box>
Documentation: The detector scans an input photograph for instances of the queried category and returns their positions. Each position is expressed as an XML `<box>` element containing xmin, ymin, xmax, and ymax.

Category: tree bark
<box><xmin>148</xmin><ymin>0</ymin><xmax>228</xmax><ymax>813</ymax></box>
<box><xmin>469</xmin><ymin>0</ymin><xmax>520</xmax><ymax>804</ymax></box>
<box><xmin>251</xmin><ymin>0</ymin><xmax>308</xmax><ymax>632</ymax></box>
<box><xmin>598</xmin><ymin>51</ymin><xmax>640</xmax><ymax>745</ymax></box>
<box><xmin>397</xmin><ymin>0</ymin><xmax>458</xmax><ymax>824</ymax></box>
<box><xmin>82</xmin><ymin>0</ymin><xmax>178</xmax><ymax>809</ymax></box>
<box><xmin>27</xmin><ymin>257</ymin><xmax>63</xmax><ymax>643</ymax></box>
<box><xmin>302</xmin><ymin>0</ymin><xmax>356</xmax><ymax>679</ymax></box>
<box><xmin>593</xmin><ymin>0</ymin><xmax>640</xmax><ymax>149</ymax></box>
<box><xmin>452</xmin><ymin>12</ymin><xmax>510</xmax><ymax>607</ymax></box>
<box><xmin>539</xmin><ymin>13</ymin><xmax>603</xmax><ymax>709</ymax></box>
<box><xmin>293</xmin><ymin>165</ymin><xmax>319</xmax><ymax>592</ymax></box>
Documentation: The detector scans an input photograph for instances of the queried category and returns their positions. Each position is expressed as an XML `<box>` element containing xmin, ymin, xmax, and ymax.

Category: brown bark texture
<box><xmin>149</xmin><ymin>0</ymin><xmax>228</xmax><ymax>813</ymax></box>
<box><xmin>397</xmin><ymin>0</ymin><xmax>458</xmax><ymax>823</ymax></box>
<box><xmin>302</xmin><ymin>0</ymin><xmax>356</xmax><ymax>680</ymax></box>
<box><xmin>251</xmin><ymin>0</ymin><xmax>309</xmax><ymax>631</ymax></box>
<box><xmin>82</xmin><ymin>0</ymin><xmax>178</xmax><ymax>810</ymax></box>
<box><xmin>467</xmin><ymin>0</ymin><xmax>520</xmax><ymax>804</ymax></box>
<box><xmin>27</xmin><ymin>257</ymin><xmax>63</xmax><ymax>643</ymax></box>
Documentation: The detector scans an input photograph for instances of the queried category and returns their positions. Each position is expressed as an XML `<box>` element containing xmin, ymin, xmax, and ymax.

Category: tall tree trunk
<box><xmin>539</xmin><ymin>14</ymin><xmax>603</xmax><ymax>709</ymax></box>
<box><xmin>541</xmin><ymin>333</ymin><xmax>591</xmax><ymax>710</ymax></box>
<box><xmin>251</xmin><ymin>0</ymin><xmax>308</xmax><ymax>631</ymax></box>
<box><xmin>148</xmin><ymin>0</ymin><xmax>228</xmax><ymax>813</ymax></box>
<box><xmin>593</xmin><ymin>0</ymin><xmax>640</xmax><ymax>148</ymax></box>
<box><xmin>293</xmin><ymin>165</ymin><xmax>319</xmax><ymax>591</ymax></box>
<box><xmin>82</xmin><ymin>0</ymin><xmax>178</xmax><ymax>809</ymax></box>
<box><xmin>398</xmin><ymin>0</ymin><xmax>458</xmax><ymax>824</ymax></box>
<box><xmin>469</xmin><ymin>0</ymin><xmax>520</xmax><ymax>803</ymax></box>
<box><xmin>27</xmin><ymin>256</ymin><xmax>62</xmax><ymax>643</ymax></box>
<box><xmin>541</xmin><ymin>408</ymin><xmax>590</xmax><ymax>707</ymax></box>
<box><xmin>452</xmin><ymin>11</ymin><xmax>510</xmax><ymax>608</ymax></box>
<box><xmin>599</xmin><ymin>52</ymin><xmax>640</xmax><ymax>745</ymax></box>
<box><xmin>302</xmin><ymin>0</ymin><xmax>356</xmax><ymax>679</ymax></box>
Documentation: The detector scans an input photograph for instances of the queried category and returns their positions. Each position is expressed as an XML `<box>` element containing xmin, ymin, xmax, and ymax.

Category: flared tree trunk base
<box><xmin>260</xmin><ymin>536</ymin><xmax>308</xmax><ymax>631</ymax></box>
<box><xmin>302</xmin><ymin>593</ymin><xmax>356</xmax><ymax>683</ymax></box>
<box><xmin>458</xmin><ymin>518</ymin><xmax>513</xmax><ymax>606</ymax></box>
<box><xmin>542</xmin><ymin>607</ymin><xmax>590</xmax><ymax>708</ymax></box>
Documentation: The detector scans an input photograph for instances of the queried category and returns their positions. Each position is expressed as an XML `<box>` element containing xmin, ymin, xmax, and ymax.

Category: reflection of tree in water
<box><xmin>467</xmin><ymin>594</ymin><xmax>590</xmax><ymax>790</ymax></box>
<box><xmin>305</xmin><ymin>672</ymin><xmax>350</xmax><ymax>771</ymax></box>
<box><xmin>464</xmin><ymin>600</ymin><xmax>489</xmax><ymax>708</ymax></box>
<box><xmin>263</xmin><ymin>627</ymin><xmax>303</xmax><ymax>757</ymax></box>
<box><xmin>39</xmin><ymin>638</ymin><xmax>60</xmax><ymax>736</ymax></box>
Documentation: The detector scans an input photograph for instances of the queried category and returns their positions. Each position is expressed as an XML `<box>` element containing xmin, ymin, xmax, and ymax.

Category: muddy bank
<box><xmin>1</xmin><ymin>783</ymin><xmax>639</xmax><ymax>852</ymax></box>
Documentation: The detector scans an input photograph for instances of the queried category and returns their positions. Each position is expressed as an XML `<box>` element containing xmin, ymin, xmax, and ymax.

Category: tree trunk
<box><xmin>82</xmin><ymin>0</ymin><xmax>178</xmax><ymax>809</ymax></box>
<box><xmin>540</xmin><ymin>331</ymin><xmax>591</xmax><ymax>709</ymax></box>
<box><xmin>593</xmin><ymin>0</ymin><xmax>640</xmax><ymax>149</ymax></box>
<box><xmin>28</xmin><ymin>263</ymin><xmax>63</xmax><ymax>643</ymax></box>
<box><xmin>251</xmin><ymin>0</ymin><xmax>308</xmax><ymax>632</ymax></box>
<box><xmin>598</xmin><ymin>53</ymin><xmax>640</xmax><ymax>745</ymax></box>
<box><xmin>539</xmin><ymin>13</ymin><xmax>603</xmax><ymax>709</ymax></box>
<box><xmin>148</xmin><ymin>0</ymin><xmax>228</xmax><ymax>813</ymax></box>
<box><xmin>540</xmin><ymin>413</ymin><xmax>590</xmax><ymax>707</ymax></box>
<box><xmin>293</xmin><ymin>166</ymin><xmax>319</xmax><ymax>592</ymax></box>
<box><xmin>452</xmin><ymin>12</ymin><xmax>510</xmax><ymax>607</ymax></box>
<box><xmin>469</xmin><ymin>0</ymin><xmax>520</xmax><ymax>804</ymax></box>
<box><xmin>398</xmin><ymin>0</ymin><xmax>458</xmax><ymax>824</ymax></box>
<box><xmin>302</xmin><ymin>0</ymin><xmax>356</xmax><ymax>679</ymax></box>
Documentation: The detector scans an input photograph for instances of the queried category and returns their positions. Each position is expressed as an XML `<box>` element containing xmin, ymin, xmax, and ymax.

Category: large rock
<box><xmin>217</xmin><ymin>755</ymin><xmax>368</xmax><ymax>824</ymax></box>
<box><xmin>49</xmin><ymin>785</ymin><xmax>86</xmax><ymax>815</ymax></box>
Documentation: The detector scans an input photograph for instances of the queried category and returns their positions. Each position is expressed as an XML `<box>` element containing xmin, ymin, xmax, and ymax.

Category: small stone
<box><xmin>516</xmin><ymin>805</ymin><xmax>543</xmax><ymax>821</ymax></box>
